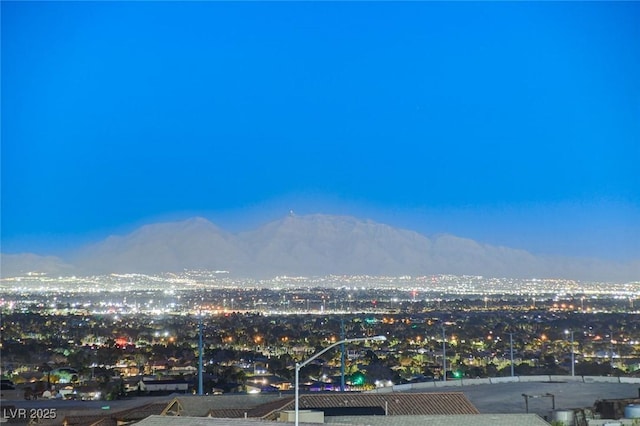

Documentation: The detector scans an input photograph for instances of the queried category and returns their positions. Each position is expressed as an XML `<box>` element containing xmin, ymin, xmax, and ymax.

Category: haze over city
<box><xmin>2</xmin><ymin>1</ymin><xmax>639</xmax><ymax>275</ymax></box>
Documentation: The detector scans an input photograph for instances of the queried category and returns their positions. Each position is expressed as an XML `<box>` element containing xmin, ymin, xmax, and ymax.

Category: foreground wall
<box><xmin>370</xmin><ymin>376</ymin><xmax>640</xmax><ymax>392</ymax></box>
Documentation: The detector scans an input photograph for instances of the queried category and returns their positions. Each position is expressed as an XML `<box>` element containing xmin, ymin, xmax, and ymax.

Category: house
<box><xmin>201</xmin><ymin>392</ymin><xmax>481</xmax><ymax>421</ymax></box>
<box><xmin>245</xmin><ymin>374</ymin><xmax>291</xmax><ymax>392</ymax></box>
<box><xmin>135</xmin><ymin>412</ymin><xmax>550</xmax><ymax>426</ymax></box>
<box><xmin>270</xmin><ymin>392</ymin><xmax>480</xmax><ymax>418</ymax></box>
<box><xmin>136</xmin><ymin>416</ymin><xmax>328</xmax><ymax>426</ymax></box>
<box><xmin>74</xmin><ymin>384</ymin><xmax>103</xmax><ymax>401</ymax></box>
<box><xmin>59</xmin><ymin>401</ymin><xmax>168</xmax><ymax>425</ymax></box>
<box><xmin>160</xmin><ymin>394</ymin><xmax>287</xmax><ymax>417</ymax></box>
<box><xmin>137</xmin><ymin>379</ymin><xmax>191</xmax><ymax>394</ymax></box>
<box><xmin>326</xmin><ymin>414</ymin><xmax>552</xmax><ymax>425</ymax></box>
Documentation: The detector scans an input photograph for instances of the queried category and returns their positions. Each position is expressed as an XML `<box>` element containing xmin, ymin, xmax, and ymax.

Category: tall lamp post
<box><xmin>442</xmin><ymin>326</ymin><xmax>447</xmax><ymax>382</ymax></box>
<box><xmin>509</xmin><ymin>333</ymin><xmax>515</xmax><ymax>377</ymax></box>
<box><xmin>565</xmin><ymin>330</ymin><xmax>575</xmax><ymax>376</ymax></box>
<box><xmin>198</xmin><ymin>313</ymin><xmax>204</xmax><ymax>395</ymax></box>
<box><xmin>295</xmin><ymin>335</ymin><xmax>386</xmax><ymax>426</ymax></box>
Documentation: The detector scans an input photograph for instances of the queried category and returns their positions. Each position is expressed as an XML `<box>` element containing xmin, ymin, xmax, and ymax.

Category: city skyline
<box><xmin>2</xmin><ymin>1</ymin><xmax>639</xmax><ymax>263</ymax></box>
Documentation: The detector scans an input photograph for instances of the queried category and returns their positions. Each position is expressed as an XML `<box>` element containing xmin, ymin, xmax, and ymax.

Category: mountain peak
<box><xmin>1</xmin><ymin>214</ymin><xmax>638</xmax><ymax>281</ymax></box>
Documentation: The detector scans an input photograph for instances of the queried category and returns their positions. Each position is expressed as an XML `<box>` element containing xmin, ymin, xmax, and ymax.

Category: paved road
<box><xmin>412</xmin><ymin>382</ymin><xmax>640</xmax><ymax>419</ymax></box>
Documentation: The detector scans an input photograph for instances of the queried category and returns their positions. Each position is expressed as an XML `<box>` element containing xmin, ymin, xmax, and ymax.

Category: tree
<box><xmin>210</xmin><ymin>366</ymin><xmax>246</xmax><ymax>393</ymax></box>
<box><xmin>300</xmin><ymin>363</ymin><xmax>323</xmax><ymax>381</ymax></box>
<box><xmin>107</xmin><ymin>378</ymin><xmax>126</xmax><ymax>401</ymax></box>
<box><xmin>486</xmin><ymin>363</ymin><xmax>498</xmax><ymax>377</ymax></box>
<box><xmin>350</xmin><ymin>371</ymin><xmax>366</xmax><ymax>386</ymax></box>
<box><xmin>134</xmin><ymin>353</ymin><xmax>148</xmax><ymax>375</ymax></box>
<box><xmin>94</xmin><ymin>367</ymin><xmax>112</xmax><ymax>389</ymax></box>
<box><xmin>575</xmin><ymin>361</ymin><xmax>612</xmax><ymax>376</ymax></box>
<box><xmin>269</xmin><ymin>355</ymin><xmax>294</xmax><ymax>381</ymax></box>
<box><xmin>543</xmin><ymin>354</ymin><xmax>557</xmax><ymax>369</ymax></box>
<box><xmin>39</xmin><ymin>364</ymin><xmax>52</xmax><ymax>390</ymax></box>
<box><xmin>363</xmin><ymin>350</ymin><xmax>379</xmax><ymax>363</ymax></box>
<box><xmin>365</xmin><ymin>362</ymin><xmax>394</xmax><ymax>383</ymax></box>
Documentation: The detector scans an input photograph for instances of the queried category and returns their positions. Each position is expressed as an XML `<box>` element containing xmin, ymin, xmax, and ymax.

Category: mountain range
<box><xmin>1</xmin><ymin>214</ymin><xmax>639</xmax><ymax>282</ymax></box>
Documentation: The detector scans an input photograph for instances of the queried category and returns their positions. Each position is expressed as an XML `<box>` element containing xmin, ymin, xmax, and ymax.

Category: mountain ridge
<box><xmin>1</xmin><ymin>214</ymin><xmax>638</xmax><ymax>282</ymax></box>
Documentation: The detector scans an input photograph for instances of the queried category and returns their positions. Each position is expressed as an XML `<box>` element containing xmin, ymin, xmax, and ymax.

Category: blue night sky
<box><xmin>2</xmin><ymin>1</ymin><xmax>639</xmax><ymax>260</ymax></box>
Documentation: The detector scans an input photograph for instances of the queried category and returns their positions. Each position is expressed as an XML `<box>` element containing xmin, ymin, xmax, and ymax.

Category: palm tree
<box><xmin>39</xmin><ymin>363</ymin><xmax>52</xmax><ymax>390</ymax></box>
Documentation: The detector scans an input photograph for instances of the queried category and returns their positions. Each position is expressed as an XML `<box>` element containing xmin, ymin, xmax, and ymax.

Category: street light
<box><xmin>442</xmin><ymin>326</ymin><xmax>446</xmax><ymax>382</ymax></box>
<box><xmin>295</xmin><ymin>335</ymin><xmax>386</xmax><ymax>426</ymax></box>
<box><xmin>509</xmin><ymin>332</ymin><xmax>515</xmax><ymax>377</ymax></box>
<box><xmin>565</xmin><ymin>330</ymin><xmax>575</xmax><ymax>376</ymax></box>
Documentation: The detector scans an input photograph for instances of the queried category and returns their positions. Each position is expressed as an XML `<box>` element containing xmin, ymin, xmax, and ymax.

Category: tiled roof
<box><xmin>136</xmin><ymin>415</ymin><xmax>343</xmax><ymax>426</ymax></box>
<box><xmin>60</xmin><ymin>414</ymin><xmax>116</xmax><ymax>426</ymax></box>
<box><xmin>161</xmin><ymin>394</ymin><xmax>288</xmax><ymax>417</ymax></box>
<box><xmin>59</xmin><ymin>402</ymin><xmax>166</xmax><ymax>426</ymax></box>
<box><xmin>208</xmin><ymin>396</ymin><xmax>297</xmax><ymax>419</ymax></box>
<box><xmin>262</xmin><ymin>392</ymin><xmax>479</xmax><ymax>418</ymax></box>
<box><xmin>326</xmin><ymin>414</ymin><xmax>551</xmax><ymax>426</ymax></box>
<box><xmin>246</xmin><ymin>396</ymin><xmax>296</xmax><ymax>418</ymax></box>
<box><xmin>207</xmin><ymin>409</ymin><xmax>251</xmax><ymax>418</ymax></box>
<box><xmin>116</xmin><ymin>401</ymin><xmax>167</xmax><ymax>420</ymax></box>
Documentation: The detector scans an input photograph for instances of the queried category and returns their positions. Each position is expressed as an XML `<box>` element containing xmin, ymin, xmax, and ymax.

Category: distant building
<box><xmin>137</xmin><ymin>378</ymin><xmax>190</xmax><ymax>394</ymax></box>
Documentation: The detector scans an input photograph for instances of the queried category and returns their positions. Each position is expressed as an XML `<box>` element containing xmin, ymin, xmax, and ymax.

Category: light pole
<box><xmin>198</xmin><ymin>313</ymin><xmax>204</xmax><ymax>395</ymax></box>
<box><xmin>295</xmin><ymin>335</ymin><xmax>386</xmax><ymax>426</ymax></box>
<box><xmin>565</xmin><ymin>330</ymin><xmax>575</xmax><ymax>376</ymax></box>
<box><xmin>340</xmin><ymin>320</ymin><xmax>346</xmax><ymax>392</ymax></box>
<box><xmin>509</xmin><ymin>333</ymin><xmax>515</xmax><ymax>377</ymax></box>
<box><xmin>442</xmin><ymin>326</ymin><xmax>446</xmax><ymax>382</ymax></box>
